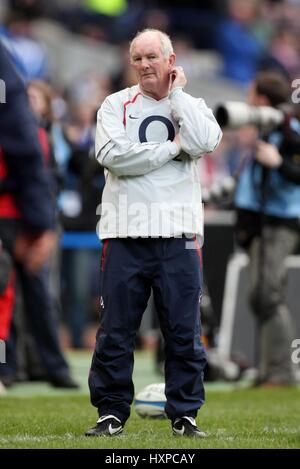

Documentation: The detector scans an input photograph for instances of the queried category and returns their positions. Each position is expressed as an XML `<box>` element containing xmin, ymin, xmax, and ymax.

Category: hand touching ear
<box><xmin>169</xmin><ymin>66</ymin><xmax>187</xmax><ymax>93</ymax></box>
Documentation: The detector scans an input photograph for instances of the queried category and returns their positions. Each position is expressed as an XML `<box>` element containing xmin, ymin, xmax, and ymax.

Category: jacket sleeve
<box><xmin>95</xmin><ymin>98</ymin><xmax>180</xmax><ymax>177</ymax></box>
<box><xmin>278</xmin><ymin>117</ymin><xmax>300</xmax><ymax>185</ymax></box>
<box><xmin>169</xmin><ymin>88</ymin><xmax>222</xmax><ymax>159</ymax></box>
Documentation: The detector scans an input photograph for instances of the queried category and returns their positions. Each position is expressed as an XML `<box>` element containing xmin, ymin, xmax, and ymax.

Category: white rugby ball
<box><xmin>134</xmin><ymin>383</ymin><xmax>167</xmax><ymax>419</ymax></box>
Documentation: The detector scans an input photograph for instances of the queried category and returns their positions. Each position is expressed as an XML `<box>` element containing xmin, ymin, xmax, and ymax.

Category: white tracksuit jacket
<box><xmin>95</xmin><ymin>85</ymin><xmax>222</xmax><ymax>242</ymax></box>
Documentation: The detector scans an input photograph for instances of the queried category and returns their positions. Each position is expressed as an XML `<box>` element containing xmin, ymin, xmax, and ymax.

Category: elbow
<box><xmin>96</xmin><ymin>154</ymin><xmax>117</xmax><ymax>175</ymax></box>
<box><xmin>181</xmin><ymin>125</ymin><xmax>223</xmax><ymax>157</ymax></box>
<box><xmin>206</xmin><ymin>128</ymin><xmax>223</xmax><ymax>153</ymax></box>
<box><xmin>185</xmin><ymin>130</ymin><xmax>223</xmax><ymax>158</ymax></box>
<box><xmin>96</xmin><ymin>153</ymin><xmax>136</xmax><ymax>177</ymax></box>
<box><xmin>99</xmin><ymin>158</ymin><xmax>124</xmax><ymax>176</ymax></box>
<box><xmin>96</xmin><ymin>150</ymin><xmax>119</xmax><ymax>174</ymax></box>
<box><xmin>96</xmin><ymin>150</ymin><xmax>105</xmax><ymax>166</ymax></box>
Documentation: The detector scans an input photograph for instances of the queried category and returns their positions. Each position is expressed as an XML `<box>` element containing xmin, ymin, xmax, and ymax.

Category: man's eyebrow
<box><xmin>132</xmin><ymin>51</ymin><xmax>157</xmax><ymax>57</ymax></box>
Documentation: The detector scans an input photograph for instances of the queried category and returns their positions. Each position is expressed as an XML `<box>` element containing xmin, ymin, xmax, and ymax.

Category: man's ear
<box><xmin>168</xmin><ymin>53</ymin><xmax>176</xmax><ymax>69</ymax></box>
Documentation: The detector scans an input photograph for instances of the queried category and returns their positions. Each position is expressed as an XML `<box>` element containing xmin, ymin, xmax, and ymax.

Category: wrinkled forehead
<box><xmin>131</xmin><ymin>33</ymin><xmax>162</xmax><ymax>57</ymax></box>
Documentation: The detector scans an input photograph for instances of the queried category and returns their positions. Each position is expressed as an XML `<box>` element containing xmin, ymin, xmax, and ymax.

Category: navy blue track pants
<box><xmin>89</xmin><ymin>237</ymin><xmax>207</xmax><ymax>423</ymax></box>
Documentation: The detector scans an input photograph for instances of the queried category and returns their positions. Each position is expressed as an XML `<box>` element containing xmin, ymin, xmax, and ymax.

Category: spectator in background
<box><xmin>216</xmin><ymin>0</ymin><xmax>265</xmax><ymax>86</ymax></box>
<box><xmin>27</xmin><ymin>80</ymin><xmax>62</xmax><ymax>196</ymax></box>
<box><xmin>11</xmin><ymin>79</ymin><xmax>68</xmax><ymax>382</ymax></box>
<box><xmin>0</xmin><ymin>41</ymin><xmax>78</xmax><ymax>389</ymax></box>
<box><xmin>0</xmin><ymin>10</ymin><xmax>49</xmax><ymax>81</ymax></box>
<box><xmin>56</xmin><ymin>0</ymin><xmax>135</xmax><ymax>43</ymax></box>
<box><xmin>8</xmin><ymin>0</ymin><xmax>46</xmax><ymax>18</ymax></box>
<box><xmin>269</xmin><ymin>22</ymin><xmax>300</xmax><ymax>79</ymax></box>
<box><xmin>27</xmin><ymin>80</ymin><xmax>74</xmax><ymax>321</ymax></box>
<box><xmin>111</xmin><ymin>41</ymin><xmax>140</xmax><ymax>92</ymax></box>
<box><xmin>59</xmin><ymin>73</ymin><xmax>107</xmax><ymax>348</ymax></box>
<box><xmin>7</xmin><ymin>0</ymin><xmax>62</xmax><ymax>22</ymax></box>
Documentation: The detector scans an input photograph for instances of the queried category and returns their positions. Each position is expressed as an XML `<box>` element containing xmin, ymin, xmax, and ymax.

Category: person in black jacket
<box><xmin>0</xmin><ymin>43</ymin><xmax>56</xmax><ymax>254</ymax></box>
<box><xmin>0</xmin><ymin>41</ymin><xmax>78</xmax><ymax>389</ymax></box>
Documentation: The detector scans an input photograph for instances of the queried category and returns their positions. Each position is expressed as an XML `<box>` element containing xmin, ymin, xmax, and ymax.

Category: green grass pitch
<box><xmin>0</xmin><ymin>350</ymin><xmax>299</xmax><ymax>449</ymax></box>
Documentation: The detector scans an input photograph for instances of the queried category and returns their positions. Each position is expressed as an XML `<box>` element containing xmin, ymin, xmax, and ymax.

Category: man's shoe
<box><xmin>85</xmin><ymin>415</ymin><xmax>123</xmax><ymax>437</ymax></box>
<box><xmin>172</xmin><ymin>416</ymin><xmax>206</xmax><ymax>437</ymax></box>
<box><xmin>49</xmin><ymin>375</ymin><xmax>80</xmax><ymax>389</ymax></box>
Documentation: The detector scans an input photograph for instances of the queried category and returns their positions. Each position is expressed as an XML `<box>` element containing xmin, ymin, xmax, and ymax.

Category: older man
<box><xmin>86</xmin><ymin>29</ymin><xmax>222</xmax><ymax>437</ymax></box>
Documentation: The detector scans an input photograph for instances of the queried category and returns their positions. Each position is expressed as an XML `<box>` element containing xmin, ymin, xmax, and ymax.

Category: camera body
<box><xmin>215</xmin><ymin>101</ymin><xmax>285</xmax><ymax>132</ymax></box>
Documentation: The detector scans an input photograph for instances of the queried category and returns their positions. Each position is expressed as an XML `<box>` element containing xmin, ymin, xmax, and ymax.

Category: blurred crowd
<box><xmin>0</xmin><ymin>0</ymin><xmax>300</xmax><ymax>358</ymax></box>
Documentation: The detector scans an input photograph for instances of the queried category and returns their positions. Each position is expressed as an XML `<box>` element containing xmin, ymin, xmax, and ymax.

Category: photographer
<box><xmin>233</xmin><ymin>71</ymin><xmax>300</xmax><ymax>387</ymax></box>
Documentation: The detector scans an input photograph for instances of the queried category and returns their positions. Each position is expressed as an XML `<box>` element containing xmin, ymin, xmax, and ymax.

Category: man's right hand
<box><xmin>255</xmin><ymin>141</ymin><xmax>283</xmax><ymax>168</ymax></box>
<box><xmin>14</xmin><ymin>230</ymin><xmax>57</xmax><ymax>273</ymax></box>
<box><xmin>169</xmin><ymin>66</ymin><xmax>187</xmax><ymax>93</ymax></box>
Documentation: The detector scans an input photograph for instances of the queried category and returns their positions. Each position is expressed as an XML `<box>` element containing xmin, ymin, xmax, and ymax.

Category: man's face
<box><xmin>130</xmin><ymin>33</ymin><xmax>175</xmax><ymax>99</ymax></box>
<box><xmin>247</xmin><ymin>83</ymin><xmax>269</xmax><ymax>107</ymax></box>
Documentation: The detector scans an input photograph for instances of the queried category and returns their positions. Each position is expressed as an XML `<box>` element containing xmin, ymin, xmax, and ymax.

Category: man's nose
<box><xmin>141</xmin><ymin>58</ymin><xmax>150</xmax><ymax>69</ymax></box>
